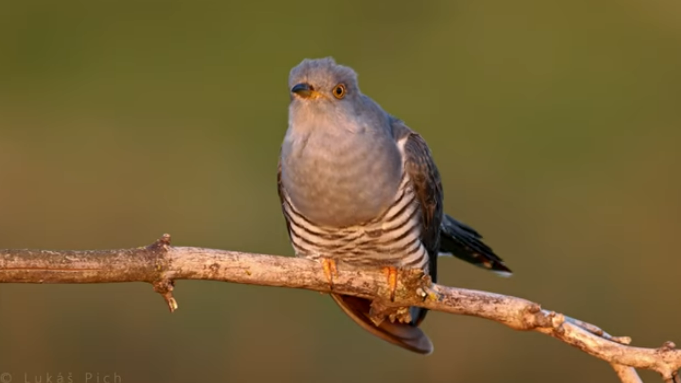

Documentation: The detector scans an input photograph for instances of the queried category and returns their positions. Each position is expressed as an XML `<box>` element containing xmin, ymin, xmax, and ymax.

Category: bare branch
<box><xmin>1</xmin><ymin>234</ymin><xmax>679</xmax><ymax>382</ymax></box>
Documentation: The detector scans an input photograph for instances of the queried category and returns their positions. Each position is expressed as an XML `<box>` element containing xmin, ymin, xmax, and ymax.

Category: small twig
<box><xmin>612</xmin><ymin>364</ymin><xmax>643</xmax><ymax>383</ymax></box>
<box><xmin>1</xmin><ymin>234</ymin><xmax>679</xmax><ymax>382</ymax></box>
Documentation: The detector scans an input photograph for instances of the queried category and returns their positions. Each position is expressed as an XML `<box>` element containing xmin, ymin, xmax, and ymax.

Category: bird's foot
<box><xmin>417</xmin><ymin>274</ymin><xmax>439</xmax><ymax>302</ymax></box>
<box><xmin>383</xmin><ymin>266</ymin><xmax>398</xmax><ymax>302</ymax></box>
<box><xmin>321</xmin><ymin>258</ymin><xmax>338</xmax><ymax>291</ymax></box>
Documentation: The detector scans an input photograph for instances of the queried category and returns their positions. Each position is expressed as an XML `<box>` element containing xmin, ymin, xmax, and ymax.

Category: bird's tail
<box><xmin>439</xmin><ymin>214</ymin><xmax>512</xmax><ymax>276</ymax></box>
<box><xmin>330</xmin><ymin>294</ymin><xmax>433</xmax><ymax>354</ymax></box>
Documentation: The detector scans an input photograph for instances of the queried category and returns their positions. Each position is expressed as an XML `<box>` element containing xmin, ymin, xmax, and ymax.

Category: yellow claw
<box><xmin>384</xmin><ymin>266</ymin><xmax>398</xmax><ymax>302</ymax></box>
<box><xmin>321</xmin><ymin>258</ymin><xmax>338</xmax><ymax>290</ymax></box>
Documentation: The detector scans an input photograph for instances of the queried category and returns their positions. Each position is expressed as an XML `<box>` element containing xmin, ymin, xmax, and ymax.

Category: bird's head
<box><xmin>288</xmin><ymin>57</ymin><xmax>361</xmax><ymax>107</ymax></box>
<box><xmin>286</xmin><ymin>57</ymin><xmax>390</xmax><ymax>138</ymax></box>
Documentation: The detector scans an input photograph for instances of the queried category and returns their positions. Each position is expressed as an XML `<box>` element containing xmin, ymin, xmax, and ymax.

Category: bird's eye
<box><xmin>333</xmin><ymin>83</ymin><xmax>346</xmax><ymax>99</ymax></box>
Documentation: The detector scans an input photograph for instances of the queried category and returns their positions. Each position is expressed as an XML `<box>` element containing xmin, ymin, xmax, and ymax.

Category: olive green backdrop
<box><xmin>1</xmin><ymin>1</ymin><xmax>679</xmax><ymax>382</ymax></box>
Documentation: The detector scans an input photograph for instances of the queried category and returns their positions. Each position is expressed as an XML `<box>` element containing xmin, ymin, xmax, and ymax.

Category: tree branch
<box><xmin>1</xmin><ymin>234</ymin><xmax>679</xmax><ymax>383</ymax></box>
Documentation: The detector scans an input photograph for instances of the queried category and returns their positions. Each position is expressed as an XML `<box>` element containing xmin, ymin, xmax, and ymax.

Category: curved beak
<box><xmin>291</xmin><ymin>83</ymin><xmax>313</xmax><ymax>98</ymax></box>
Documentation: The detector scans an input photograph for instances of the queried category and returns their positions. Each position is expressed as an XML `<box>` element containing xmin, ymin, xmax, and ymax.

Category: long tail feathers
<box><xmin>438</xmin><ymin>214</ymin><xmax>512</xmax><ymax>276</ymax></box>
<box><xmin>330</xmin><ymin>294</ymin><xmax>433</xmax><ymax>355</ymax></box>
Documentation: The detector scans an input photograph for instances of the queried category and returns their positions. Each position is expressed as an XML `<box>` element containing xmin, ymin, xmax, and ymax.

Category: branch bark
<box><xmin>1</xmin><ymin>234</ymin><xmax>679</xmax><ymax>383</ymax></box>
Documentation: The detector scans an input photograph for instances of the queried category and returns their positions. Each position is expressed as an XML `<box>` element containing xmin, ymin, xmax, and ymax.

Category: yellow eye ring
<box><xmin>333</xmin><ymin>83</ymin><xmax>346</xmax><ymax>99</ymax></box>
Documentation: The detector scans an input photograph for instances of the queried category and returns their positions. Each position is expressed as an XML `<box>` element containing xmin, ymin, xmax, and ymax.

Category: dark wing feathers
<box><xmin>393</xmin><ymin>118</ymin><xmax>511</xmax><ymax>277</ymax></box>
<box><xmin>439</xmin><ymin>214</ymin><xmax>512</xmax><ymax>275</ymax></box>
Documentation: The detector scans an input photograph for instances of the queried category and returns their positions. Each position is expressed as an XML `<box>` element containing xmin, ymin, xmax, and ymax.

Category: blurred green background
<box><xmin>1</xmin><ymin>0</ymin><xmax>679</xmax><ymax>382</ymax></box>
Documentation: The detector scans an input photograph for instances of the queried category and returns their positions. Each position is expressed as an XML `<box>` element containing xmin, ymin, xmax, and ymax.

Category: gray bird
<box><xmin>278</xmin><ymin>57</ymin><xmax>511</xmax><ymax>354</ymax></box>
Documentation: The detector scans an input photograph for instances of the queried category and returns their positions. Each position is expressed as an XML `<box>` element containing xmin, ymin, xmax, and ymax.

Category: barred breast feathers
<box><xmin>281</xmin><ymin>135</ymin><xmax>429</xmax><ymax>271</ymax></box>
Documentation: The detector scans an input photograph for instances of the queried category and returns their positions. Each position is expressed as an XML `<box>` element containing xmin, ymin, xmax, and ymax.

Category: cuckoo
<box><xmin>278</xmin><ymin>57</ymin><xmax>511</xmax><ymax>354</ymax></box>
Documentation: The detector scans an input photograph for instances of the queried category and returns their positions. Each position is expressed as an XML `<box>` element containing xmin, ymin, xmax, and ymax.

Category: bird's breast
<box><xmin>280</xmin><ymin>128</ymin><xmax>402</xmax><ymax>228</ymax></box>
<box><xmin>280</xmin><ymin>165</ymin><xmax>430</xmax><ymax>271</ymax></box>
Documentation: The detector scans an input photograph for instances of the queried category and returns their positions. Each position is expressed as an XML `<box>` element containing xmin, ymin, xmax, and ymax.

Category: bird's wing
<box><xmin>391</xmin><ymin>117</ymin><xmax>444</xmax><ymax>283</ymax></box>
<box><xmin>392</xmin><ymin>118</ymin><xmax>511</xmax><ymax>277</ymax></box>
<box><xmin>276</xmin><ymin>159</ymin><xmax>291</xmax><ymax>234</ymax></box>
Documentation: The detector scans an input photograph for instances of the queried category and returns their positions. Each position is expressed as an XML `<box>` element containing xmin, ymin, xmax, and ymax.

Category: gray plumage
<box><xmin>278</xmin><ymin>57</ymin><xmax>511</xmax><ymax>355</ymax></box>
<box><xmin>281</xmin><ymin>59</ymin><xmax>402</xmax><ymax>228</ymax></box>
